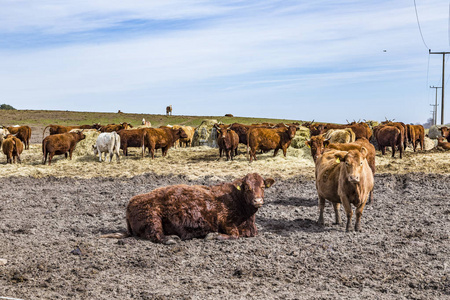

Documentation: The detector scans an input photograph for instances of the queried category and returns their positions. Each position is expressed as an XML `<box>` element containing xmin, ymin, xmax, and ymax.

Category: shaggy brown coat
<box><xmin>125</xmin><ymin>173</ymin><xmax>275</xmax><ymax>243</ymax></box>
<box><xmin>6</xmin><ymin>126</ymin><xmax>31</xmax><ymax>150</ymax></box>
<box><xmin>42</xmin><ymin>131</ymin><xmax>86</xmax><ymax>165</ymax></box>
<box><xmin>215</xmin><ymin>124</ymin><xmax>239</xmax><ymax>161</ymax></box>
<box><xmin>315</xmin><ymin>148</ymin><xmax>374</xmax><ymax>232</ymax></box>
<box><xmin>247</xmin><ymin>125</ymin><xmax>298</xmax><ymax>162</ymax></box>
<box><xmin>2</xmin><ymin>136</ymin><xmax>23</xmax><ymax>163</ymax></box>
<box><xmin>143</xmin><ymin>127</ymin><xmax>188</xmax><ymax>158</ymax></box>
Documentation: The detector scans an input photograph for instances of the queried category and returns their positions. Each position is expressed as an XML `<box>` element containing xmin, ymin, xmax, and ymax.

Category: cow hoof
<box><xmin>164</xmin><ymin>238</ymin><xmax>177</xmax><ymax>245</ymax></box>
<box><xmin>204</xmin><ymin>232</ymin><xmax>219</xmax><ymax>241</ymax></box>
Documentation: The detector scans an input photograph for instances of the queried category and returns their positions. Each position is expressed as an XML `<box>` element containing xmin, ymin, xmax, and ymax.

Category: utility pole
<box><xmin>430</xmin><ymin>86</ymin><xmax>441</xmax><ymax>125</ymax></box>
<box><xmin>429</xmin><ymin>50</ymin><xmax>450</xmax><ymax>124</ymax></box>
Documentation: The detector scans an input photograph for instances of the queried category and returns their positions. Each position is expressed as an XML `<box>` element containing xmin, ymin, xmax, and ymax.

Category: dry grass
<box><xmin>1</xmin><ymin>140</ymin><xmax>450</xmax><ymax>179</ymax></box>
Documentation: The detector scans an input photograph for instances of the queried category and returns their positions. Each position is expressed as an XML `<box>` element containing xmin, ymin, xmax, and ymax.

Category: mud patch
<box><xmin>0</xmin><ymin>173</ymin><xmax>449</xmax><ymax>299</ymax></box>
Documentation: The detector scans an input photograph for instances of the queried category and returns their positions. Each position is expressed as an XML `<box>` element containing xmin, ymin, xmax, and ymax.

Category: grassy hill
<box><xmin>0</xmin><ymin>109</ymin><xmax>302</xmax><ymax>128</ymax></box>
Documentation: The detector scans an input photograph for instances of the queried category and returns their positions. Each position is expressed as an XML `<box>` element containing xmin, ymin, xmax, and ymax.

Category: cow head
<box><xmin>234</xmin><ymin>173</ymin><xmax>275</xmax><ymax>209</ymax></box>
<box><xmin>92</xmin><ymin>145</ymin><xmax>99</xmax><ymax>155</ymax></box>
<box><xmin>440</xmin><ymin>126</ymin><xmax>450</xmax><ymax>138</ymax></box>
<box><xmin>286</xmin><ymin>125</ymin><xmax>298</xmax><ymax>139</ymax></box>
<box><xmin>306</xmin><ymin>135</ymin><xmax>330</xmax><ymax>163</ymax></box>
<box><xmin>437</xmin><ymin>137</ymin><xmax>446</xmax><ymax>144</ymax></box>
<box><xmin>334</xmin><ymin>148</ymin><xmax>368</xmax><ymax>184</ymax></box>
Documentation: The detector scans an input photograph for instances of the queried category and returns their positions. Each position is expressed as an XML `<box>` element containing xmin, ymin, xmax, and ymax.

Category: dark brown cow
<box><xmin>100</xmin><ymin>122</ymin><xmax>132</xmax><ymax>133</ymax></box>
<box><xmin>143</xmin><ymin>127</ymin><xmax>187</xmax><ymax>158</ymax></box>
<box><xmin>381</xmin><ymin>121</ymin><xmax>407</xmax><ymax>150</ymax></box>
<box><xmin>229</xmin><ymin>123</ymin><xmax>252</xmax><ymax>145</ymax></box>
<box><xmin>2</xmin><ymin>136</ymin><xmax>23</xmax><ymax>163</ymax></box>
<box><xmin>215</xmin><ymin>124</ymin><xmax>239</xmax><ymax>161</ymax></box>
<box><xmin>6</xmin><ymin>126</ymin><xmax>31</xmax><ymax>150</ymax></box>
<box><xmin>374</xmin><ymin>125</ymin><xmax>403</xmax><ymax>158</ymax></box>
<box><xmin>43</xmin><ymin>124</ymin><xmax>100</xmax><ymax>138</ymax></box>
<box><xmin>437</xmin><ymin>137</ymin><xmax>450</xmax><ymax>150</ymax></box>
<box><xmin>166</xmin><ymin>105</ymin><xmax>172</xmax><ymax>116</ymax></box>
<box><xmin>247</xmin><ymin>125</ymin><xmax>298</xmax><ymax>162</ymax></box>
<box><xmin>116</xmin><ymin>128</ymin><xmax>147</xmax><ymax>157</ymax></box>
<box><xmin>42</xmin><ymin>131</ymin><xmax>86</xmax><ymax>165</ymax></box>
<box><xmin>315</xmin><ymin>148</ymin><xmax>374</xmax><ymax>232</ymax></box>
<box><xmin>124</xmin><ymin>173</ymin><xmax>274</xmax><ymax>243</ymax></box>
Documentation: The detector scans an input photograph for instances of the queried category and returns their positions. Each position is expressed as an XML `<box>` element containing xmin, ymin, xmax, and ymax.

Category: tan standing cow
<box><xmin>315</xmin><ymin>148</ymin><xmax>374</xmax><ymax>232</ymax></box>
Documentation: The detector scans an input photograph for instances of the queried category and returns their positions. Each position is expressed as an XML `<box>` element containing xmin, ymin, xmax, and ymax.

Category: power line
<box><xmin>414</xmin><ymin>0</ymin><xmax>430</xmax><ymax>50</ymax></box>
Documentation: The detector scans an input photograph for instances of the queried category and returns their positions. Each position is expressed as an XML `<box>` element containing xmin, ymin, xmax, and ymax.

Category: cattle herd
<box><xmin>0</xmin><ymin>119</ymin><xmax>443</xmax><ymax>244</ymax></box>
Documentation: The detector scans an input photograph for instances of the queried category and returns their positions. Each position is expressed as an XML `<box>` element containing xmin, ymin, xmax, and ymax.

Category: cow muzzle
<box><xmin>348</xmin><ymin>175</ymin><xmax>360</xmax><ymax>183</ymax></box>
<box><xmin>253</xmin><ymin>198</ymin><xmax>264</xmax><ymax>208</ymax></box>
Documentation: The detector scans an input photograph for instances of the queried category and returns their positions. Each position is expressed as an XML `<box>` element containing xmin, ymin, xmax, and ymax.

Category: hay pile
<box><xmin>290</xmin><ymin>126</ymin><xmax>310</xmax><ymax>149</ymax></box>
<box><xmin>71</xmin><ymin>129</ymin><xmax>100</xmax><ymax>157</ymax></box>
<box><xmin>192</xmin><ymin>119</ymin><xmax>219</xmax><ymax>148</ymax></box>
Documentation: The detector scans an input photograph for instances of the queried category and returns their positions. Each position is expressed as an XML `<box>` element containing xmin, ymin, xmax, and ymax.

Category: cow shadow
<box><xmin>270</xmin><ymin>197</ymin><xmax>316</xmax><ymax>207</ymax></box>
<box><xmin>258</xmin><ymin>216</ymin><xmax>336</xmax><ymax>235</ymax></box>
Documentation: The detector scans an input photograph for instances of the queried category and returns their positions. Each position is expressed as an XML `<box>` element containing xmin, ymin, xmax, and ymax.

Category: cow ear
<box><xmin>233</xmin><ymin>180</ymin><xmax>243</xmax><ymax>191</ymax></box>
<box><xmin>305</xmin><ymin>140</ymin><xmax>311</xmax><ymax>148</ymax></box>
<box><xmin>323</xmin><ymin>139</ymin><xmax>330</xmax><ymax>147</ymax></box>
<box><xmin>360</xmin><ymin>147</ymin><xmax>368</xmax><ymax>158</ymax></box>
<box><xmin>264</xmin><ymin>178</ymin><xmax>275</xmax><ymax>188</ymax></box>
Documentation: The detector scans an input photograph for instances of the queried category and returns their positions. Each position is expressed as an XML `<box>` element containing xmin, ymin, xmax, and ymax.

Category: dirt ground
<box><xmin>1</xmin><ymin>168</ymin><xmax>449</xmax><ymax>299</ymax></box>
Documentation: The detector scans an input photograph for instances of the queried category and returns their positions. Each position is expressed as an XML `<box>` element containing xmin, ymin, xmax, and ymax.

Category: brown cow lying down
<box><xmin>437</xmin><ymin>137</ymin><xmax>450</xmax><ymax>150</ymax></box>
<box><xmin>105</xmin><ymin>173</ymin><xmax>275</xmax><ymax>244</ymax></box>
<box><xmin>42</xmin><ymin>131</ymin><xmax>86</xmax><ymax>165</ymax></box>
<box><xmin>315</xmin><ymin>148</ymin><xmax>374</xmax><ymax>232</ymax></box>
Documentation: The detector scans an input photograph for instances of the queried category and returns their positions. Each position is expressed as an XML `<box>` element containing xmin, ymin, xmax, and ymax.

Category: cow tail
<box><xmin>42</xmin><ymin>141</ymin><xmax>47</xmax><ymax>164</ymax></box>
<box><xmin>42</xmin><ymin>125</ymin><xmax>51</xmax><ymax>139</ymax></box>
<box><xmin>141</xmin><ymin>130</ymin><xmax>146</xmax><ymax>158</ymax></box>
<box><xmin>246</xmin><ymin>128</ymin><xmax>251</xmax><ymax>156</ymax></box>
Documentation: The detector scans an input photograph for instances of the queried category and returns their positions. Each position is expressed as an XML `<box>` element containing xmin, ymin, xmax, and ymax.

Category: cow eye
<box><xmin>360</xmin><ymin>162</ymin><xmax>363</xmax><ymax>166</ymax></box>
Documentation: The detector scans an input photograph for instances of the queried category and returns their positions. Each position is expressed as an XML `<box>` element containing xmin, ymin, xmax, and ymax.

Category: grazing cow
<box><xmin>323</xmin><ymin>128</ymin><xmax>356</xmax><ymax>144</ymax></box>
<box><xmin>315</xmin><ymin>148</ymin><xmax>374</xmax><ymax>231</ymax></box>
<box><xmin>2</xmin><ymin>136</ymin><xmax>23</xmax><ymax>163</ymax></box>
<box><xmin>42</xmin><ymin>131</ymin><xmax>86</xmax><ymax>165</ymax></box>
<box><xmin>214</xmin><ymin>124</ymin><xmax>239</xmax><ymax>161</ymax></box>
<box><xmin>166</xmin><ymin>105</ymin><xmax>172</xmax><ymax>116</ymax></box>
<box><xmin>409</xmin><ymin>124</ymin><xmax>425</xmax><ymax>151</ymax></box>
<box><xmin>374</xmin><ymin>125</ymin><xmax>403</xmax><ymax>158</ymax></box>
<box><xmin>116</xmin><ymin>128</ymin><xmax>147</xmax><ymax>157</ymax></box>
<box><xmin>437</xmin><ymin>137</ymin><xmax>450</xmax><ymax>150</ymax></box>
<box><xmin>43</xmin><ymin>124</ymin><xmax>100</xmax><ymax>138</ymax></box>
<box><xmin>100</xmin><ymin>122</ymin><xmax>132</xmax><ymax>133</ymax></box>
<box><xmin>92</xmin><ymin>132</ymin><xmax>121</xmax><ymax>162</ymax></box>
<box><xmin>143</xmin><ymin>127</ymin><xmax>187</xmax><ymax>158</ymax></box>
<box><xmin>247</xmin><ymin>125</ymin><xmax>298</xmax><ymax>162</ymax></box>
<box><xmin>124</xmin><ymin>173</ymin><xmax>274</xmax><ymax>243</ymax></box>
<box><xmin>5</xmin><ymin>126</ymin><xmax>31</xmax><ymax>150</ymax></box>
<box><xmin>141</xmin><ymin>119</ymin><xmax>152</xmax><ymax>127</ymax></box>
<box><xmin>173</xmin><ymin>125</ymin><xmax>196</xmax><ymax>148</ymax></box>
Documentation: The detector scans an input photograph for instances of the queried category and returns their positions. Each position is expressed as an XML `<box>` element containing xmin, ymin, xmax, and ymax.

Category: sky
<box><xmin>1</xmin><ymin>0</ymin><xmax>450</xmax><ymax>124</ymax></box>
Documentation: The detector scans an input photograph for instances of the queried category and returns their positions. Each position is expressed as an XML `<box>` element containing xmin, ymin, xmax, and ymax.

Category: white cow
<box><xmin>92</xmin><ymin>131</ymin><xmax>121</xmax><ymax>162</ymax></box>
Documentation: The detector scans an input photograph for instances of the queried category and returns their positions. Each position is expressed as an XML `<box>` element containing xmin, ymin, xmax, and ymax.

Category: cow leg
<box><xmin>65</xmin><ymin>152</ymin><xmax>68</xmax><ymax>159</ymax></box>
<box><xmin>17</xmin><ymin>155</ymin><xmax>21</xmax><ymax>163</ymax></box>
<box><xmin>150</xmin><ymin>148</ymin><xmax>155</xmax><ymax>159</ymax></box>
<box><xmin>332</xmin><ymin>202</ymin><xmax>342</xmax><ymax>225</ymax></box>
<box><xmin>354</xmin><ymin>202</ymin><xmax>367</xmax><ymax>232</ymax></box>
<box><xmin>391</xmin><ymin>144</ymin><xmax>395</xmax><ymax>158</ymax></box>
<box><xmin>282</xmin><ymin>146</ymin><xmax>288</xmax><ymax>157</ymax></box>
<box><xmin>69</xmin><ymin>150</ymin><xmax>73</xmax><ymax>160</ymax></box>
<box><xmin>317</xmin><ymin>196</ymin><xmax>326</xmax><ymax>226</ymax></box>
<box><xmin>48</xmin><ymin>153</ymin><xmax>54</xmax><ymax>165</ymax></box>
<box><xmin>420</xmin><ymin>139</ymin><xmax>424</xmax><ymax>151</ymax></box>
<box><xmin>381</xmin><ymin>146</ymin><xmax>386</xmax><ymax>155</ymax></box>
<box><xmin>273</xmin><ymin>148</ymin><xmax>280</xmax><ymax>157</ymax></box>
<box><xmin>219</xmin><ymin>148</ymin><xmax>223</xmax><ymax>158</ymax></box>
<box><xmin>367</xmin><ymin>190</ymin><xmax>374</xmax><ymax>205</ymax></box>
<box><xmin>340</xmin><ymin>197</ymin><xmax>353</xmax><ymax>232</ymax></box>
<box><xmin>399</xmin><ymin>144</ymin><xmax>403</xmax><ymax>159</ymax></box>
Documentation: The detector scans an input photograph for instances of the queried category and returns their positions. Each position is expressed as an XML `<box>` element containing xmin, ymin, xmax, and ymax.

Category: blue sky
<box><xmin>1</xmin><ymin>1</ymin><xmax>449</xmax><ymax>124</ymax></box>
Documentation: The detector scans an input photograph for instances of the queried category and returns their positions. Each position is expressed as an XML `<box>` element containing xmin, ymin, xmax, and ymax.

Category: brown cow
<box><xmin>173</xmin><ymin>125</ymin><xmax>195</xmax><ymax>148</ymax></box>
<box><xmin>374</xmin><ymin>125</ymin><xmax>403</xmax><ymax>158</ymax></box>
<box><xmin>143</xmin><ymin>127</ymin><xmax>187</xmax><ymax>158</ymax></box>
<box><xmin>116</xmin><ymin>128</ymin><xmax>147</xmax><ymax>157</ymax></box>
<box><xmin>100</xmin><ymin>122</ymin><xmax>132</xmax><ymax>133</ymax></box>
<box><xmin>247</xmin><ymin>125</ymin><xmax>298</xmax><ymax>162</ymax></box>
<box><xmin>437</xmin><ymin>137</ymin><xmax>450</xmax><ymax>150</ymax></box>
<box><xmin>440</xmin><ymin>126</ymin><xmax>450</xmax><ymax>142</ymax></box>
<box><xmin>410</xmin><ymin>124</ymin><xmax>425</xmax><ymax>151</ymax></box>
<box><xmin>381</xmin><ymin>121</ymin><xmax>407</xmax><ymax>150</ymax></box>
<box><xmin>5</xmin><ymin>126</ymin><xmax>31</xmax><ymax>150</ymax></box>
<box><xmin>215</xmin><ymin>124</ymin><xmax>239</xmax><ymax>161</ymax></box>
<box><xmin>124</xmin><ymin>173</ymin><xmax>274</xmax><ymax>243</ymax></box>
<box><xmin>2</xmin><ymin>136</ymin><xmax>23</xmax><ymax>163</ymax></box>
<box><xmin>42</xmin><ymin>131</ymin><xmax>86</xmax><ymax>165</ymax></box>
<box><xmin>229</xmin><ymin>123</ymin><xmax>252</xmax><ymax>145</ymax></box>
<box><xmin>42</xmin><ymin>124</ymin><xmax>100</xmax><ymax>138</ymax></box>
<box><xmin>315</xmin><ymin>148</ymin><xmax>374</xmax><ymax>232</ymax></box>
<box><xmin>308</xmin><ymin>122</ymin><xmax>372</xmax><ymax>140</ymax></box>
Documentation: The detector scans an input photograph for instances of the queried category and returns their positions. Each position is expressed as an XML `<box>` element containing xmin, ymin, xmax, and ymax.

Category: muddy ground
<box><xmin>0</xmin><ymin>172</ymin><xmax>449</xmax><ymax>299</ymax></box>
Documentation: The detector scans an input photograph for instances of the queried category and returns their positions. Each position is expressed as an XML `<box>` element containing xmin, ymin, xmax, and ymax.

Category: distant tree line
<box><xmin>0</xmin><ymin>104</ymin><xmax>16</xmax><ymax>110</ymax></box>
